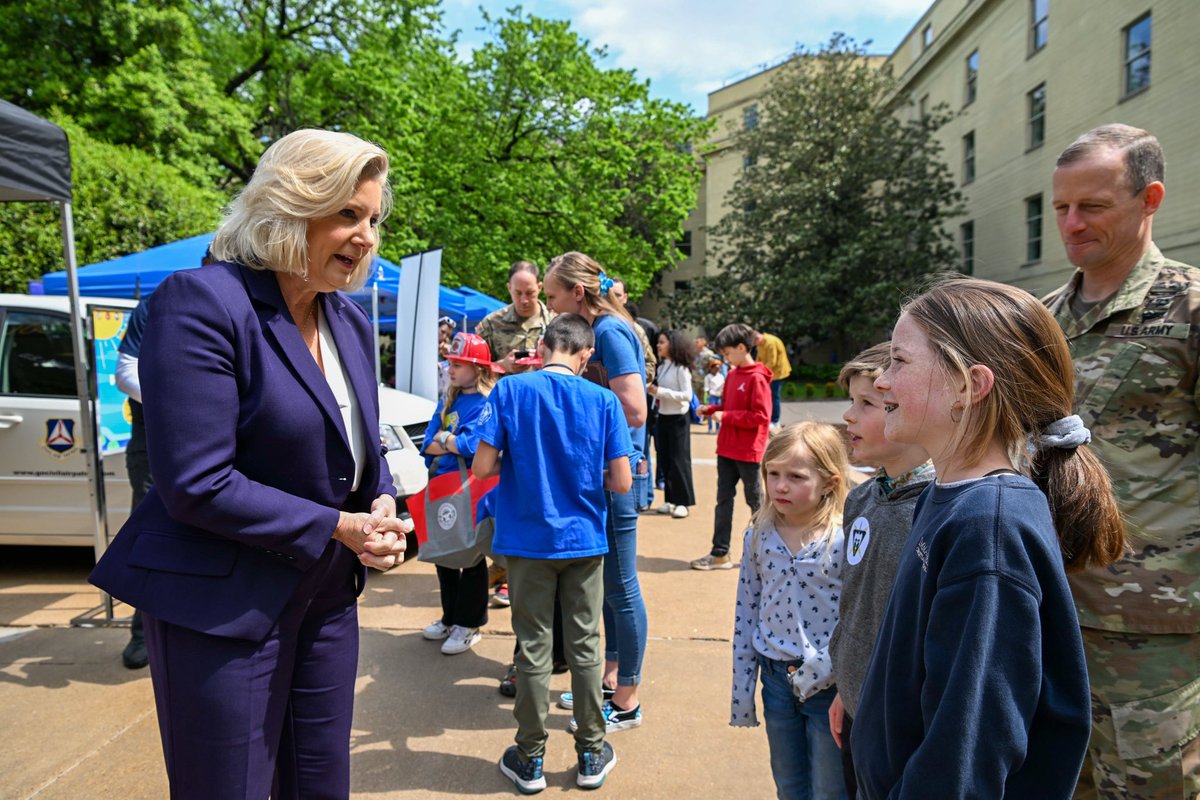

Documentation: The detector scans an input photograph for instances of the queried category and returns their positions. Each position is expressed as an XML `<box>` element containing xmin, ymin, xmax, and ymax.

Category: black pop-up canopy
<box><xmin>0</xmin><ymin>99</ymin><xmax>72</xmax><ymax>202</ymax></box>
<box><xmin>0</xmin><ymin>100</ymin><xmax>114</xmax><ymax>614</ymax></box>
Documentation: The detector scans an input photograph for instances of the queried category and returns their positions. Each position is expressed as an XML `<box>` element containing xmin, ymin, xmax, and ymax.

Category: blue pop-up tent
<box><xmin>37</xmin><ymin>234</ymin><xmax>504</xmax><ymax>329</ymax></box>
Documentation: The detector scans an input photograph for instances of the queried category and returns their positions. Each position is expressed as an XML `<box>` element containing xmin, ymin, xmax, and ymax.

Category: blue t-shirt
<box><xmin>585</xmin><ymin>314</ymin><xmax>646</xmax><ymax>457</ymax></box>
<box><xmin>118</xmin><ymin>297</ymin><xmax>151</xmax><ymax>358</ymax></box>
<box><xmin>474</xmin><ymin>370</ymin><xmax>633</xmax><ymax>559</ymax></box>
<box><xmin>421</xmin><ymin>390</ymin><xmax>487</xmax><ymax>477</ymax></box>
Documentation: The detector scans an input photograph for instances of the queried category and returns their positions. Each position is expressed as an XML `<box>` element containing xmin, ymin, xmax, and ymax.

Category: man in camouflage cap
<box><xmin>1044</xmin><ymin>124</ymin><xmax>1200</xmax><ymax>800</ymax></box>
<box><xmin>476</xmin><ymin>260</ymin><xmax>555</xmax><ymax>375</ymax></box>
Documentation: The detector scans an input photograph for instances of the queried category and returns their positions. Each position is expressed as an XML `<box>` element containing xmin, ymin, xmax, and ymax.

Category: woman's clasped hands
<box><xmin>333</xmin><ymin>494</ymin><xmax>411</xmax><ymax>570</ymax></box>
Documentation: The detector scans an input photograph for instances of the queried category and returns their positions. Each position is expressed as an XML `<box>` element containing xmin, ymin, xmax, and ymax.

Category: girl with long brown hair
<box><xmin>851</xmin><ymin>276</ymin><xmax>1125</xmax><ymax>799</ymax></box>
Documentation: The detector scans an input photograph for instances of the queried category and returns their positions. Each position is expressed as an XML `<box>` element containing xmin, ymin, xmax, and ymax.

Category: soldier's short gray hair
<box><xmin>1056</xmin><ymin>124</ymin><xmax>1164</xmax><ymax>194</ymax></box>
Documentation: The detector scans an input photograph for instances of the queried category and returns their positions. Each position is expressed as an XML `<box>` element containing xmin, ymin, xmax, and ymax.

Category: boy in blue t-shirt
<box><xmin>474</xmin><ymin>313</ymin><xmax>633</xmax><ymax>794</ymax></box>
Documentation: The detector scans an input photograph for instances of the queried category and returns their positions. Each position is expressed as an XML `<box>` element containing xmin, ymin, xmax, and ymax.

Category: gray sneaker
<box><xmin>690</xmin><ymin>553</ymin><xmax>734</xmax><ymax>570</ymax></box>
<box><xmin>577</xmin><ymin>741</ymin><xmax>617</xmax><ymax>789</ymax></box>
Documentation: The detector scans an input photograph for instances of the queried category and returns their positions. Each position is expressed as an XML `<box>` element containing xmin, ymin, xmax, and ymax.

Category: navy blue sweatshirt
<box><xmin>851</xmin><ymin>474</ymin><xmax>1090</xmax><ymax>799</ymax></box>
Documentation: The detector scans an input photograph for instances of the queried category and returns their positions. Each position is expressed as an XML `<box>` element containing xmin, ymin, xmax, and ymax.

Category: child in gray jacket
<box><xmin>827</xmin><ymin>342</ymin><xmax>934</xmax><ymax>799</ymax></box>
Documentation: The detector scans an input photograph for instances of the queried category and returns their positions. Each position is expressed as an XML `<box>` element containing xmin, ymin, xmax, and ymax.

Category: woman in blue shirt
<box><xmin>544</xmin><ymin>251</ymin><xmax>649</xmax><ymax>734</ymax></box>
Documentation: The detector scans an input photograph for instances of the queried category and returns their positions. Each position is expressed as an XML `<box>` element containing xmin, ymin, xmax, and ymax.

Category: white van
<box><xmin>0</xmin><ymin>293</ymin><xmax>432</xmax><ymax>547</ymax></box>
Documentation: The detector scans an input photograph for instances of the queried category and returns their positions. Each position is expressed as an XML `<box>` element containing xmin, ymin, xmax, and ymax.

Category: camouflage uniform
<box><xmin>1044</xmin><ymin>244</ymin><xmax>1200</xmax><ymax>800</ymax></box>
<box><xmin>474</xmin><ymin>301</ymin><xmax>555</xmax><ymax>364</ymax></box>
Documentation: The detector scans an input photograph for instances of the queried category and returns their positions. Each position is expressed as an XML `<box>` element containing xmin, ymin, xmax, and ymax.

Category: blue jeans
<box><xmin>602</xmin><ymin>464</ymin><xmax>648</xmax><ymax>687</ymax></box>
<box><xmin>770</xmin><ymin>380</ymin><xmax>783</xmax><ymax>424</ymax></box>
<box><xmin>758</xmin><ymin>656</ymin><xmax>846</xmax><ymax>800</ymax></box>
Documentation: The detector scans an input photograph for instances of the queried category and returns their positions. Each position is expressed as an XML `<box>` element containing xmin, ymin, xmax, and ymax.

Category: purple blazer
<box><xmin>90</xmin><ymin>261</ymin><xmax>395</xmax><ymax>641</ymax></box>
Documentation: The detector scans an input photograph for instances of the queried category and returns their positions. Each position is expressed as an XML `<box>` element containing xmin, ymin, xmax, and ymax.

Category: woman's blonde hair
<box><xmin>545</xmin><ymin>252</ymin><xmax>637</xmax><ymax>326</ymax></box>
<box><xmin>442</xmin><ymin>364</ymin><xmax>498</xmax><ymax>429</ymax></box>
<box><xmin>902</xmin><ymin>275</ymin><xmax>1125</xmax><ymax>571</ymax></box>
<box><xmin>751</xmin><ymin>422</ymin><xmax>851</xmax><ymax>555</ymax></box>
<box><xmin>212</xmin><ymin>129</ymin><xmax>391</xmax><ymax>292</ymax></box>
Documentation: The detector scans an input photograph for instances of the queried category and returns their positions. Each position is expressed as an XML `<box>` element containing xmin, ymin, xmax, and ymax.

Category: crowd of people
<box><xmin>86</xmin><ymin>120</ymin><xmax>1198</xmax><ymax>800</ymax></box>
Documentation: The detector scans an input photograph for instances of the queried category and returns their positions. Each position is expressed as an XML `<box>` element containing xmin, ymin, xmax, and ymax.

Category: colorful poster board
<box><xmin>89</xmin><ymin>305</ymin><xmax>132</xmax><ymax>457</ymax></box>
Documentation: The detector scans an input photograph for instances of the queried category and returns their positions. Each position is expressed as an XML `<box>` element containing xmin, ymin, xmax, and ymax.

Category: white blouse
<box><xmin>316</xmin><ymin>305</ymin><xmax>365</xmax><ymax>492</ymax></box>
<box><xmin>730</xmin><ymin>523</ymin><xmax>844</xmax><ymax>727</ymax></box>
<box><xmin>653</xmin><ymin>361</ymin><xmax>694</xmax><ymax>416</ymax></box>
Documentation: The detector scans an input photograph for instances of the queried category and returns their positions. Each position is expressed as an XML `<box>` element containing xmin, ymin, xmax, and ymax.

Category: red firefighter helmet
<box><xmin>446</xmin><ymin>332</ymin><xmax>504</xmax><ymax>373</ymax></box>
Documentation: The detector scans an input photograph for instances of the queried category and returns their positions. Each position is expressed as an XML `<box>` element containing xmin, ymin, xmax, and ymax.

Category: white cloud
<box><xmin>555</xmin><ymin>0</ymin><xmax>928</xmax><ymax>98</ymax></box>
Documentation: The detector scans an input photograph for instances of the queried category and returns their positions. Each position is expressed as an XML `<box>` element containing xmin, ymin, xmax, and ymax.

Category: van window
<box><xmin>0</xmin><ymin>310</ymin><xmax>77</xmax><ymax>397</ymax></box>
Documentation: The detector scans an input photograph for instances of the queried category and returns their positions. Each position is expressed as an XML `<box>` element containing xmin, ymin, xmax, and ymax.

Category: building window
<box><xmin>1124</xmin><ymin>14</ymin><xmax>1151</xmax><ymax>97</ymax></box>
<box><xmin>743</xmin><ymin>104</ymin><xmax>759</xmax><ymax>131</ymax></box>
<box><xmin>1025</xmin><ymin>195</ymin><xmax>1043</xmax><ymax>263</ymax></box>
<box><xmin>961</xmin><ymin>221</ymin><xmax>975</xmax><ymax>275</ymax></box>
<box><xmin>962</xmin><ymin>132</ymin><xmax>976</xmax><ymax>184</ymax></box>
<box><xmin>677</xmin><ymin>230</ymin><xmax>692</xmax><ymax>259</ymax></box>
<box><xmin>922</xmin><ymin>24</ymin><xmax>933</xmax><ymax>50</ymax></box>
<box><xmin>965</xmin><ymin>50</ymin><xmax>979</xmax><ymax>105</ymax></box>
<box><xmin>1030</xmin><ymin>0</ymin><xmax>1049</xmax><ymax>53</ymax></box>
<box><xmin>1028</xmin><ymin>83</ymin><xmax>1046</xmax><ymax>149</ymax></box>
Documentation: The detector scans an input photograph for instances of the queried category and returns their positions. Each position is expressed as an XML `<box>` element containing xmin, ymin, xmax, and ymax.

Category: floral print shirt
<box><xmin>730</xmin><ymin>522</ymin><xmax>844</xmax><ymax>727</ymax></box>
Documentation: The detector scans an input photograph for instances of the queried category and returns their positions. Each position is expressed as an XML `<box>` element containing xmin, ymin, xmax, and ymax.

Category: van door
<box><xmin>0</xmin><ymin>306</ymin><xmax>131</xmax><ymax>546</ymax></box>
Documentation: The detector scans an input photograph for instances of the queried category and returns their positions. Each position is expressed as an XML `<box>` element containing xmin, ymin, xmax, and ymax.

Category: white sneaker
<box><xmin>671</xmin><ymin>505</ymin><xmax>689</xmax><ymax>519</ymax></box>
<box><xmin>423</xmin><ymin>620</ymin><xmax>450</xmax><ymax>640</ymax></box>
<box><xmin>655</xmin><ymin>503</ymin><xmax>674</xmax><ymax>515</ymax></box>
<box><xmin>441</xmin><ymin>625</ymin><xmax>481</xmax><ymax>655</ymax></box>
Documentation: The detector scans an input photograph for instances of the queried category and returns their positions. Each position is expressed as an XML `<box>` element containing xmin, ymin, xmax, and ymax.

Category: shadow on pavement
<box><xmin>0</xmin><ymin>626</ymin><xmax>146</xmax><ymax>689</ymax></box>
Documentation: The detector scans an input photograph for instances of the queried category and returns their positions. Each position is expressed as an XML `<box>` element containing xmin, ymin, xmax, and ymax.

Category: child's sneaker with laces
<box><xmin>557</xmin><ymin>685</ymin><xmax>615</xmax><ymax>710</ymax></box>
<box><xmin>422</xmin><ymin>620</ymin><xmax>450</xmax><ymax>640</ymax></box>
<box><xmin>499</xmin><ymin>745</ymin><xmax>545</xmax><ymax>794</ymax></box>
<box><xmin>569</xmin><ymin>699</ymin><xmax>642</xmax><ymax>733</ymax></box>
<box><xmin>490</xmin><ymin>583</ymin><xmax>510</xmax><ymax>607</ymax></box>
<box><xmin>690</xmin><ymin>553</ymin><xmax>733</xmax><ymax>570</ymax></box>
<box><xmin>440</xmin><ymin>625</ymin><xmax>481</xmax><ymax>655</ymax></box>
<box><xmin>576</xmin><ymin>741</ymin><xmax>617</xmax><ymax>789</ymax></box>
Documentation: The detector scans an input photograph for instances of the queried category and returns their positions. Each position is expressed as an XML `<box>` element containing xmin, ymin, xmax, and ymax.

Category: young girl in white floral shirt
<box><xmin>730</xmin><ymin>422</ymin><xmax>851</xmax><ymax>800</ymax></box>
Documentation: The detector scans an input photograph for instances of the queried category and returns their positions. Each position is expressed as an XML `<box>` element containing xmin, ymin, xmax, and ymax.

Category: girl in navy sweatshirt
<box><xmin>851</xmin><ymin>277</ymin><xmax>1126</xmax><ymax>799</ymax></box>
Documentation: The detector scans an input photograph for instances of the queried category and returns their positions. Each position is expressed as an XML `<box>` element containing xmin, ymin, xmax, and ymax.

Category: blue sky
<box><xmin>438</xmin><ymin>0</ymin><xmax>933</xmax><ymax>112</ymax></box>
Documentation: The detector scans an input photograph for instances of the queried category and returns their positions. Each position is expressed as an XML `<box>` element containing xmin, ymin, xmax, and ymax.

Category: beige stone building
<box><xmin>653</xmin><ymin>0</ymin><xmax>1200</xmax><ymax>311</ymax></box>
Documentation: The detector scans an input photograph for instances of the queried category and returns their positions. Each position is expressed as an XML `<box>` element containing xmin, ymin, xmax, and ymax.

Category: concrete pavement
<box><xmin>0</xmin><ymin>401</ymin><xmax>848</xmax><ymax>799</ymax></box>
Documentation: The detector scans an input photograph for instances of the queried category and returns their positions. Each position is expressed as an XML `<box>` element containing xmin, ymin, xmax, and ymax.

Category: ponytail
<box><xmin>1032</xmin><ymin>437</ymin><xmax>1126</xmax><ymax>572</ymax></box>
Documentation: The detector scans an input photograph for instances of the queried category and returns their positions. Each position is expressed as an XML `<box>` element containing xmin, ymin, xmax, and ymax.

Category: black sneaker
<box><xmin>577</xmin><ymin>741</ymin><xmax>617</xmax><ymax>789</ymax></box>
<box><xmin>121</xmin><ymin>637</ymin><xmax>148</xmax><ymax>670</ymax></box>
<box><xmin>569</xmin><ymin>700</ymin><xmax>642</xmax><ymax>733</ymax></box>
<box><xmin>498</xmin><ymin>663</ymin><xmax>518</xmax><ymax>697</ymax></box>
<box><xmin>499</xmin><ymin>745</ymin><xmax>546</xmax><ymax>794</ymax></box>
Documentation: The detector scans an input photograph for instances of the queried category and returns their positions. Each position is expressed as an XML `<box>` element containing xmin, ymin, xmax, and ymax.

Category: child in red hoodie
<box><xmin>692</xmin><ymin>323</ymin><xmax>773</xmax><ymax>570</ymax></box>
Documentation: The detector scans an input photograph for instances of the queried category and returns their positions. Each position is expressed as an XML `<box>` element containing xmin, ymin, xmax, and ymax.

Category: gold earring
<box><xmin>950</xmin><ymin>401</ymin><xmax>964</xmax><ymax>423</ymax></box>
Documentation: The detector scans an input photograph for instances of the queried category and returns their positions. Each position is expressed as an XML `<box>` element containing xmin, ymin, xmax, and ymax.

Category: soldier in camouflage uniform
<box><xmin>1043</xmin><ymin>125</ymin><xmax>1200</xmax><ymax>800</ymax></box>
<box><xmin>475</xmin><ymin>260</ymin><xmax>555</xmax><ymax>375</ymax></box>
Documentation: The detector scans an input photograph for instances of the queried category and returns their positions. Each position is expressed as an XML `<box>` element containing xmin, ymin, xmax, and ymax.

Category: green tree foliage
<box><xmin>1</xmin><ymin>2</ymin><xmax>706</xmax><ymax>301</ymax></box>
<box><xmin>0</xmin><ymin>118</ymin><xmax>224</xmax><ymax>292</ymax></box>
<box><xmin>410</xmin><ymin>10</ymin><xmax>710</xmax><ymax>298</ymax></box>
<box><xmin>0</xmin><ymin>1</ymin><xmax>255</xmax><ymax>184</ymax></box>
<box><xmin>667</xmin><ymin>35</ymin><xmax>964</xmax><ymax>351</ymax></box>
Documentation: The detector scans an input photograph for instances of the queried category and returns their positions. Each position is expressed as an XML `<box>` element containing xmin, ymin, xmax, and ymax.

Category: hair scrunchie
<box><xmin>1038</xmin><ymin>414</ymin><xmax>1091</xmax><ymax>450</ymax></box>
<box><xmin>597</xmin><ymin>270</ymin><xmax>614</xmax><ymax>297</ymax></box>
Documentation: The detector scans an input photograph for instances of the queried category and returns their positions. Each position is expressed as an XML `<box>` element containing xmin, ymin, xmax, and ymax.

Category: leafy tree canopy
<box><xmin>1</xmin><ymin>1</ymin><xmax>707</xmax><ymax>302</ymax></box>
<box><xmin>667</xmin><ymin>34</ymin><xmax>964</xmax><ymax>354</ymax></box>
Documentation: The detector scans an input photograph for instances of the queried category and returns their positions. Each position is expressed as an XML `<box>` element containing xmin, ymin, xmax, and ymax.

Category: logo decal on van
<box><xmin>42</xmin><ymin>418</ymin><xmax>78</xmax><ymax>460</ymax></box>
